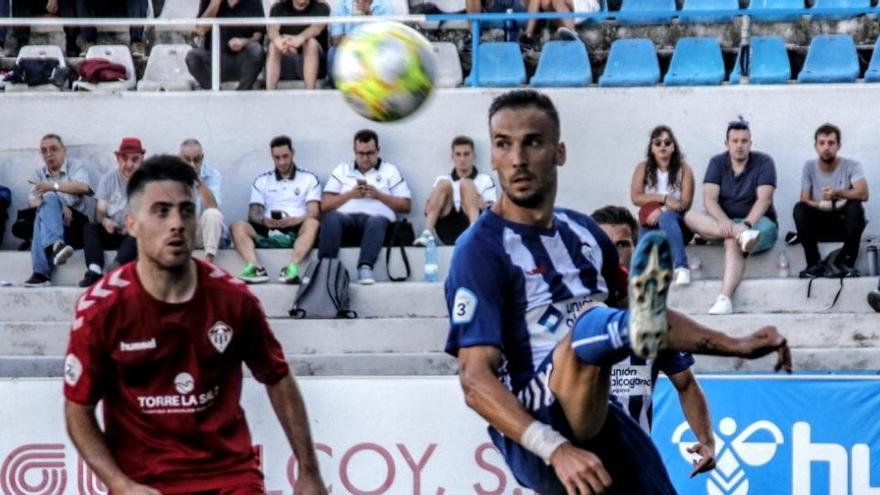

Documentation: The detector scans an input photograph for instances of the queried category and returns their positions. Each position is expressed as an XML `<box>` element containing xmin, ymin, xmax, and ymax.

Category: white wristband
<box><xmin>521</xmin><ymin>421</ymin><xmax>569</xmax><ymax>465</ymax></box>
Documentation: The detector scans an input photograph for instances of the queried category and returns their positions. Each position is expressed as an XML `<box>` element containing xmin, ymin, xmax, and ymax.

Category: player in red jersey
<box><xmin>63</xmin><ymin>155</ymin><xmax>326</xmax><ymax>495</ymax></box>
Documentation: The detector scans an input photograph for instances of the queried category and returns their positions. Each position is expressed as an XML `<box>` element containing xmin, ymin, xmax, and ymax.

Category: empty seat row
<box><xmin>618</xmin><ymin>0</ymin><xmax>873</xmax><ymax>23</ymax></box>
<box><xmin>464</xmin><ymin>34</ymin><xmax>879</xmax><ymax>87</ymax></box>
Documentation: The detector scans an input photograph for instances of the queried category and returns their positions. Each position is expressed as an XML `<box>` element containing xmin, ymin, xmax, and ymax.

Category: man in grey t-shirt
<box><xmin>78</xmin><ymin>138</ymin><xmax>144</xmax><ymax>287</ymax></box>
<box><xmin>793</xmin><ymin>123</ymin><xmax>868</xmax><ymax>278</ymax></box>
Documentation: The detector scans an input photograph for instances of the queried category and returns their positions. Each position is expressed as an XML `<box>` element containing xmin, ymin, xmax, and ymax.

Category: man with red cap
<box><xmin>78</xmin><ymin>138</ymin><xmax>144</xmax><ymax>287</ymax></box>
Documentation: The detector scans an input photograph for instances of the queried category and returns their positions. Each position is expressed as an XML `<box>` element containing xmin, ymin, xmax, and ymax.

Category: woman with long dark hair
<box><xmin>630</xmin><ymin>125</ymin><xmax>695</xmax><ymax>285</ymax></box>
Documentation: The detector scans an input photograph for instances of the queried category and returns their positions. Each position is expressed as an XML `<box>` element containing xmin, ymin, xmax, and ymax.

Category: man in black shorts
<box><xmin>266</xmin><ymin>0</ymin><xmax>330</xmax><ymax>90</ymax></box>
<box><xmin>230</xmin><ymin>135</ymin><xmax>321</xmax><ymax>284</ymax></box>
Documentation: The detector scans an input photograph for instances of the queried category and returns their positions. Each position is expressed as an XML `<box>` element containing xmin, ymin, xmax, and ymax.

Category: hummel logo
<box><xmin>526</xmin><ymin>266</ymin><xmax>546</xmax><ymax>276</ymax></box>
<box><xmin>120</xmin><ymin>338</ymin><xmax>157</xmax><ymax>352</ymax></box>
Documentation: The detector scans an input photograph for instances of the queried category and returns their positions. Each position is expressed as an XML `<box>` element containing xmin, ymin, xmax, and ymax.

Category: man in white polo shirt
<box><xmin>318</xmin><ymin>129</ymin><xmax>412</xmax><ymax>284</ymax></box>
<box><xmin>230</xmin><ymin>135</ymin><xmax>321</xmax><ymax>284</ymax></box>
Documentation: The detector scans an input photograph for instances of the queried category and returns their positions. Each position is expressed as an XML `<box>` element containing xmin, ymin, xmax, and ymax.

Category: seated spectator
<box><xmin>318</xmin><ymin>129</ymin><xmax>412</xmax><ymax>284</ymax></box>
<box><xmin>78</xmin><ymin>0</ymin><xmax>148</xmax><ymax>57</ymax></box>
<box><xmin>230</xmin><ymin>135</ymin><xmax>321</xmax><ymax>284</ymax></box>
<box><xmin>11</xmin><ymin>0</ymin><xmax>80</xmax><ymax>57</ymax></box>
<box><xmin>630</xmin><ymin>125</ymin><xmax>695</xmax><ymax>286</ymax></box>
<box><xmin>78</xmin><ymin>138</ymin><xmax>144</xmax><ymax>287</ymax></box>
<box><xmin>327</xmin><ymin>0</ymin><xmax>392</xmax><ymax>87</ymax></box>
<box><xmin>465</xmin><ymin>0</ymin><xmax>525</xmax><ymax>31</ymax></box>
<box><xmin>24</xmin><ymin>134</ymin><xmax>94</xmax><ymax>287</ymax></box>
<box><xmin>591</xmin><ymin>205</ymin><xmax>637</xmax><ymax>306</ymax></box>
<box><xmin>518</xmin><ymin>0</ymin><xmax>598</xmax><ymax>50</ymax></box>
<box><xmin>266</xmin><ymin>0</ymin><xmax>330</xmax><ymax>90</ymax></box>
<box><xmin>179</xmin><ymin>139</ymin><xmax>228</xmax><ymax>263</ymax></box>
<box><xmin>794</xmin><ymin>123</ymin><xmax>867</xmax><ymax>278</ymax></box>
<box><xmin>414</xmin><ymin>136</ymin><xmax>496</xmax><ymax>247</ymax></box>
<box><xmin>186</xmin><ymin>0</ymin><xmax>266</xmax><ymax>91</ymax></box>
<box><xmin>685</xmin><ymin>119</ymin><xmax>778</xmax><ymax>315</ymax></box>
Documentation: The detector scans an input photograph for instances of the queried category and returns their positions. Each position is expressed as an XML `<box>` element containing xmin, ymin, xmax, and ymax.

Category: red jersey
<box><xmin>63</xmin><ymin>260</ymin><xmax>290</xmax><ymax>493</ymax></box>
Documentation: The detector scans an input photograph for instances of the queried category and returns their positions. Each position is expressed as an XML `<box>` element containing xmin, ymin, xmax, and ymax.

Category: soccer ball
<box><xmin>334</xmin><ymin>22</ymin><xmax>437</xmax><ymax>122</ymax></box>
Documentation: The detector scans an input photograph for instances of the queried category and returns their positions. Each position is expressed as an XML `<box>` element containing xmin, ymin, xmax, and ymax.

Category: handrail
<box><xmin>1</xmin><ymin>7</ymin><xmax>876</xmax><ymax>89</ymax></box>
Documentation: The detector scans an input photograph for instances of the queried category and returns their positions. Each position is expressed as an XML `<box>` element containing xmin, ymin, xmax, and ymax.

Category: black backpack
<box><xmin>289</xmin><ymin>258</ymin><xmax>357</xmax><ymax>319</ymax></box>
<box><xmin>806</xmin><ymin>248</ymin><xmax>848</xmax><ymax>309</ymax></box>
<box><xmin>5</xmin><ymin>58</ymin><xmax>69</xmax><ymax>87</ymax></box>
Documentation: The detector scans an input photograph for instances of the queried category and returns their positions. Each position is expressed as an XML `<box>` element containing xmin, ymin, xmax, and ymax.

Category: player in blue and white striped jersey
<box><xmin>445</xmin><ymin>90</ymin><xmax>791</xmax><ymax>495</ymax></box>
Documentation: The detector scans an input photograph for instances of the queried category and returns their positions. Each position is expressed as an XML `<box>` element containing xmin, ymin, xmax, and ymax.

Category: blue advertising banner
<box><xmin>652</xmin><ymin>375</ymin><xmax>880</xmax><ymax>495</ymax></box>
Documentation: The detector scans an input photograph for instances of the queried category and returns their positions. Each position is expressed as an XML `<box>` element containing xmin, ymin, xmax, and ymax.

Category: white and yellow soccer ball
<box><xmin>333</xmin><ymin>22</ymin><xmax>437</xmax><ymax>122</ymax></box>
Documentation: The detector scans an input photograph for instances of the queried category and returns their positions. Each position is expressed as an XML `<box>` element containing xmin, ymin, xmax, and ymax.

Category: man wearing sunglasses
<box><xmin>685</xmin><ymin>119</ymin><xmax>778</xmax><ymax>315</ymax></box>
<box><xmin>179</xmin><ymin>139</ymin><xmax>228</xmax><ymax>264</ymax></box>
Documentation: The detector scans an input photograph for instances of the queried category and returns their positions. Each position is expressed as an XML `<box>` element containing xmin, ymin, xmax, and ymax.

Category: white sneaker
<box><xmin>737</xmin><ymin>229</ymin><xmax>761</xmax><ymax>254</ymax></box>
<box><xmin>358</xmin><ymin>265</ymin><xmax>375</xmax><ymax>285</ymax></box>
<box><xmin>413</xmin><ymin>230</ymin><xmax>434</xmax><ymax>247</ymax></box>
<box><xmin>673</xmin><ymin>267</ymin><xmax>691</xmax><ymax>286</ymax></box>
<box><xmin>708</xmin><ymin>294</ymin><xmax>733</xmax><ymax>315</ymax></box>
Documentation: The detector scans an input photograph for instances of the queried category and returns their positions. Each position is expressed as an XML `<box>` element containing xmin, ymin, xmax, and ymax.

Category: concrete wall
<box><xmin>3</xmin><ymin>85</ymin><xmax>880</xmax><ymax>247</ymax></box>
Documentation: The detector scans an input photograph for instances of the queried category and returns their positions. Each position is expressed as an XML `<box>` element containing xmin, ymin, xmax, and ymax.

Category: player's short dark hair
<box><xmin>814</xmin><ymin>123</ymin><xmax>841</xmax><ymax>144</ymax></box>
<box><xmin>488</xmin><ymin>90</ymin><xmax>560</xmax><ymax>137</ymax></box>
<box><xmin>41</xmin><ymin>133</ymin><xmax>64</xmax><ymax>146</ymax></box>
<box><xmin>592</xmin><ymin>205</ymin><xmax>639</xmax><ymax>241</ymax></box>
<box><xmin>451</xmin><ymin>135</ymin><xmax>474</xmax><ymax>150</ymax></box>
<box><xmin>127</xmin><ymin>154</ymin><xmax>198</xmax><ymax>201</ymax></box>
<box><xmin>354</xmin><ymin>129</ymin><xmax>379</xmax><ymax>146</ymax></box>
<box><xmin>270</xmin><ymin>135</ymin><xmax>293</xmax><ymax>151</ymax></box>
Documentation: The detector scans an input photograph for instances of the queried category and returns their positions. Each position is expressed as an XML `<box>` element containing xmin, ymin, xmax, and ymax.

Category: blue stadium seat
<box><xmin>664</xmin><ymin>37</ymin><xmax>725</xmax><ymax>86</ymax></box>
<box><xmin>530</xmin><ymin>41</ymin><xmax>592</xmax><ymax>87</ymax></box>
<box><xmin>797</xmin><ymin>35</ymin><xmax>859</xmax><ymax>83</ymax></box>
<box><xmin>863</xmin><ymin>38</ymin><xmax>880</xmax><ymax>82</ymax></box>
<box><xmin>465</xmin><ymin>42</ymin><xmax>527</xmax><ymax>87</ymax></box>
<box><xmin>617</xmin><ymin>0</ymin><xmax>676</xmax><ymax>24</ymax></box>
<box><xmin>598</xmin><ymin>39</ymin><xmax>660</xmax><ymax>87</ymax></box>
<box><xmin>681</xmin><ymin>0</ymin><xmax>740</xmax><ymax>22</ymax></box>
<box><xmin>730</xmin><ymin>36</ymin><xmax>791</xmax><ymax>84</ymax></box>
<box><xmin>811</xmin><ymin>0</ymin><xmax>870</xmax><ymax>20</ymax></box>
<box><xmin>747</xmin><ymin>0</ymin><xmax>804</xmax><ymax>22</ymax></box>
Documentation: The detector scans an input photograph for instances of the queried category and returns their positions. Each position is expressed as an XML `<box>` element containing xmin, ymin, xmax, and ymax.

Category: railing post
<box><xmin>211</xmin><ymin>22</ymin><xmax>221</xmax><ymax>91</ymax></box>
<box><xmin>470</xmin><ymin>19</ymin><xmax>481</xmax><ymax>87</ymax></box>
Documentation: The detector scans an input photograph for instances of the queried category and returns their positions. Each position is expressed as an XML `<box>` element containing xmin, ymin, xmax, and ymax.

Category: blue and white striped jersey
<box><xmin>611</xmin><ymin>351</ymin><xmax>695</xmax><ymax>433</ymax></box>
<box><xmin>445</xmin><ymin>208</ymin><xmax>621</xmax><ymax>393</ymax></box>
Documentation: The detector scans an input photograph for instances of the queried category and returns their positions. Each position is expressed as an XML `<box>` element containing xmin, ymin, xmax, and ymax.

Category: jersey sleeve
<box><xmin>656</xmin><ymin>350</ymin><xmax>695</xmax><ymax>376</ymax></box>
<box><xmin>241</xmin><ymin>294</ymin><xmax>290</xmax><ymax>384</ymax></box>
<box><xmin>305</xmin><ymin>174</ymin><xmax>322</xmax><ymax>203</ymax></box>
<box><xmin>444</xmin><ymin>240</ymin><xmax>506</xmax><ymax>355</ymax></box>
<box><xmin>387</xmin><ymin>165</ymin><xmax>411</xmax><ymax>198</ymax></box>
<box><xmin>63</xmin><ymin>295</ymin><xmax>108</xmax><ymax>405</ymax></box>
<box><xmin>249</xmin><ymin>175</ymin><xmax>266</xmax><ymax>206</ymax></box>
<box><xmin>323</xmin><ymin>164</ymin><xmax>345</xmax><ymax>194</ymax></box>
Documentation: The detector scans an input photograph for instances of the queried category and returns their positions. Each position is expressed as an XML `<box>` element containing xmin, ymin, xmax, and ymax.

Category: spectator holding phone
<box><xmin>230</xmin><ymin>135</ymin><xmax>321</xmax><ymax>284</ymax></box>
<box><xmin>318</xmin><ymin>129</ymin><xmax>412</xmax><ymax>284</ymax></box>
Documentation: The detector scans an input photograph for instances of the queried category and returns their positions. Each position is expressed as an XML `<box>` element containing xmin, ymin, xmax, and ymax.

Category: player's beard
<box><xmin>504</xmin><ymin>175</ymin><xmax>555</xmax><ymax>209</ymax></box>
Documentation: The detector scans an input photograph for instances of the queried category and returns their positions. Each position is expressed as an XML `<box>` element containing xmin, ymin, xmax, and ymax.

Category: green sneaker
<box><xmin>238</xmin><ymin>263</ymin><xmax>269</xmax><ymax>284</ymax></box>
<box><xmin>279</xmin><ymin>263</ymin><xmax>301</xmax><ymax>284</ymax></box>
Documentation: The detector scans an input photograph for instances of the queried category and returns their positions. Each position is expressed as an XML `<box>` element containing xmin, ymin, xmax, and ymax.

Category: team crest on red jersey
<box><xmin>208</xmin><ymin>321</ymin><xmax>233</xmax><ymax>353</ymax></box>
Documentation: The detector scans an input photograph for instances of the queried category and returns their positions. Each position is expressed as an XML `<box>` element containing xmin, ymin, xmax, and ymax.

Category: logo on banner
<box><xmin>672</xmin><ymin>417</ymin><xmax>784</xmax><ymax>495</ymax></box>
<box><xmin>208</xmin><ymin>321</ymin><xmax>233</xmax><ymax>353</ymax></box>
<box><xmin>0</xmin><ymin>444</ymin><xmax>67</xmax><ymax>495</ymax></box>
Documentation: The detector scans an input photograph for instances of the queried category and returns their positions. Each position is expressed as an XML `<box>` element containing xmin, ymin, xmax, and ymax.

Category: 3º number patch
<box><xmin>452</xmin><ymin>288</ymin><xmax>478</xmax><ymax>324</ymax></box>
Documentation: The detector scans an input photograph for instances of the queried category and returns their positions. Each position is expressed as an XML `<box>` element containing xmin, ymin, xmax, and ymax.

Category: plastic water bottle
<box><xmin>688</xmin><ymin>255</ymin><xmax>702</xmax><ymax>281</ymax></box>
<box><xmin>424</xmin><ymin>238</ymin><xmax>439</xmax><ymax>282</ymax></box>
<box><xmin>504</xmin><ymin>9</ymin><xmax>517</xmax><ymax>42</ymax></box>
<box><xmin>867</xmin><ymin>245</ymin><xmax>879</xmax><ymax>276</ymax></box>
<box><xmin>777</xmin><ymin>250</ymin><xmax>790</xmax><ymax>278</ymax></box>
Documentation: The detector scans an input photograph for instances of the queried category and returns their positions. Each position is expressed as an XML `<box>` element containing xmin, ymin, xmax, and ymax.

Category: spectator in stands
<box><xmin>179</xmin><ymin>139</ymin><xmax>227</xmax><ymax>264</ymax></box>
<box><xmin>685</xmin><ymin>119</ymin><xmax>778</xmax><ymax>315</ymax></box>
<box><xmin>414</xmin><ymin>136</ymin><xmax>496</xmax><ymax>247</ymax></box>
<box><xmin>518</xmin><ymin>0</ymin><xmax>598</xmax><ymax>50</ymax></box>
<box><xmin>24</xmin><ymin>134</ymin><xmax>94</xmax><ymax>287</ymax></box>
<box><xmin>78</xmin><ymin>0</ymin><xmax>149</xmax><ymax>57</ymax></box>
<box><xmin>327</xmin><ymin>0</ymin><xmax>392</xmax><ymax>87</ymax></box>
<box><xmin>10</xmin><ymin>0</ymin><xmax>80</xmax><ymax>57</ymax></box>
<box><xmin>0</xmin><ymin>0</ymin><xmax>8</xmax><ymax>56</ymax></box>
<box><xmin>592</xmin><ymin>205</ymin><xmax>637</xmax><ymax>305</ymax></box>
<box><xmin>266</xmin><ymin>0</ymin><xmax>330</xmax><ymax>90</ymax></box>
<box><xmin>318</xmin><ymin>129</ymin><xmax>412</xmax><ymax>284</ymax></box>
<box><xmin>78</xmin><ymin>137</ymin><xmax>144</xmax><ymax>287</ymax></box>
<box><xmin>186</xmin><ymin>0</ymin><xmax>266</xmax><ymax>91</ymax></box>
<box><xmin>465</xmin><ymin>0</ymin><xmax>525</xmax><ymax>30</ymax></box>
<box><xmin>794</xmin><ymin>123</ymin><xmax>867</xmax><ymax>278</ymax></box>
<box><xmin>230</xmin><ymin>135</ymin><xmax>321</xmax><ymax>284</ymax></box>
<box><xmin>630</xmin><ymin>125</ymin><xmax>695</xmax><ymax>286</ymax></box>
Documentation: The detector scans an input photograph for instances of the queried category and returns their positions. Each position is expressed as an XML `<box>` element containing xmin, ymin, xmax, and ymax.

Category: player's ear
<box><xmin>556</xmin><ymin>142</ymin><xmax>566</xmax><ymax>168</ymax></box>
<box><xmin>124</xmin><ymin>210</ymin><xmax>138</xmax><ymax>238</ymax></box>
